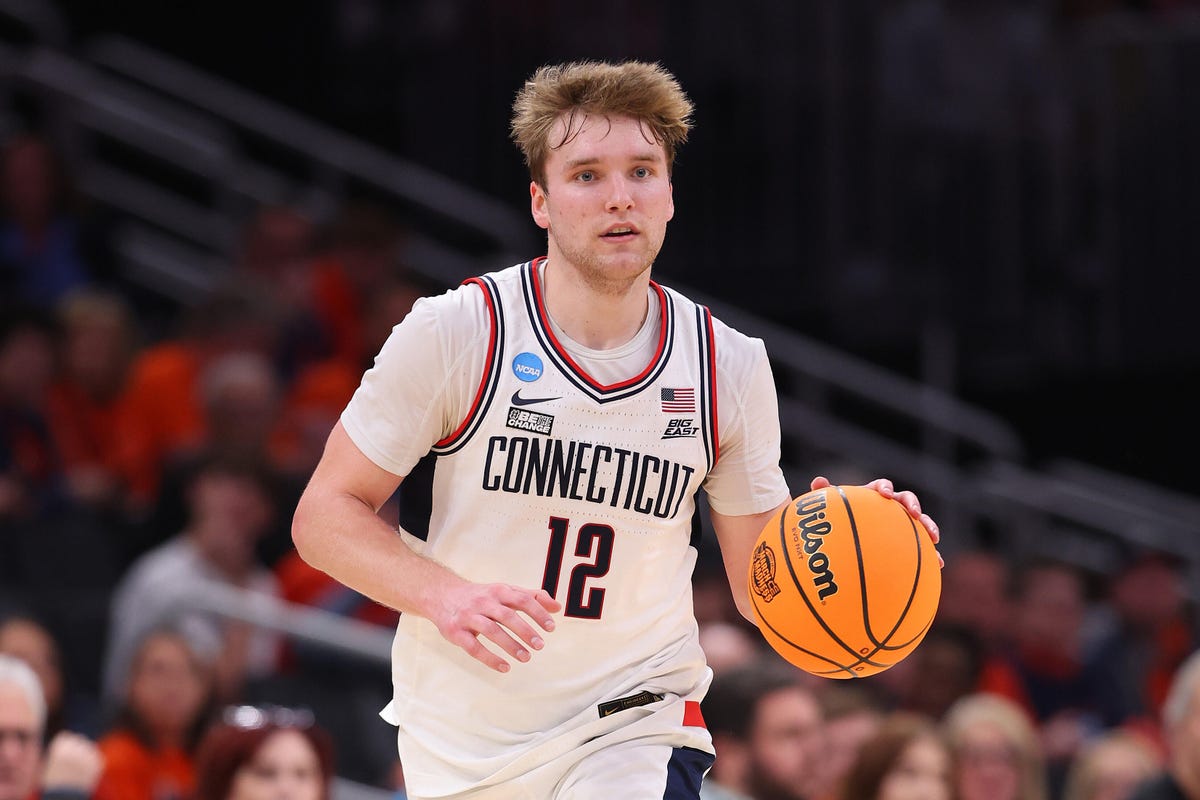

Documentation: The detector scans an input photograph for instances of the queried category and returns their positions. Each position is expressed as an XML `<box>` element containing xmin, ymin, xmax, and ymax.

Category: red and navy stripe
<box><xmin>695</xmin><ymin>305</ymin><xmax>719</xmax><ymax>472</ymax></box>
<box><xmin>432</xmin><ymin>275</ymin><xmax>504</xmax><ymax>455</ymax></box>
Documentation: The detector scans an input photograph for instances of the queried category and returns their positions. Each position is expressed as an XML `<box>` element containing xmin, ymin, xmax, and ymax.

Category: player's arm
<box><xmin>292</xmin><ymin>434</ymin><xmax>559</xmax><ymax>674</ymax></box>
<box><xmin>710</xmin><ymin>500</ymin><xmax>791</xmax><ymax>625</ymax></box>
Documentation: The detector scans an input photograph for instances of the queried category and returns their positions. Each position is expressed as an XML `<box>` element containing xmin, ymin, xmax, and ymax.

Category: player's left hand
<box><xmin>810</xmin><ymin>476</ymin><xmax>943</xmax><ymax>567</ymax></box>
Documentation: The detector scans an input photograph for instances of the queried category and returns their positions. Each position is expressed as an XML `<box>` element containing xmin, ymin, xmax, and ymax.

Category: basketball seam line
<box><xmin>778</xmin><ymin>490</ymin><xmax>889</xmax><ymax>670</ymax></box>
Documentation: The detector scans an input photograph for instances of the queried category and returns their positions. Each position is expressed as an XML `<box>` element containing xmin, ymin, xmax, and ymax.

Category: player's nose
<box><xmin>606</xmin><ymin>175</ymin><xmax>634</xmax><ymax>211</ymax></box>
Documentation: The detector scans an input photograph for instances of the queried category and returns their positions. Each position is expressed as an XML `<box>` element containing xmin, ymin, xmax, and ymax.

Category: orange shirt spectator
<box><xmin>93</xmin><ymin>629</ymin><xmax>210</xmax><ymax>800</ymax></box>
<box><xmin>93</xmin><ymin>729</ymin><xmax>194</xmax><ymax>800</ymax></box>
<box><xmin>112</xmin><ymin>341</ymin><xmax>204</xmax><ymax>505</ymax></box>
<box><xmin>44</xmin><ymin>290</ymin><xmax>138</xmax><ymax>510</ymax></box>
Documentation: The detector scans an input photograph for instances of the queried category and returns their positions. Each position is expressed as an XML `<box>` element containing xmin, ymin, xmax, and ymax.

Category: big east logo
<box><xmin>661</xmin><ymin>418</ymin><xmax>697</xmax><ymax>439</ymax></box>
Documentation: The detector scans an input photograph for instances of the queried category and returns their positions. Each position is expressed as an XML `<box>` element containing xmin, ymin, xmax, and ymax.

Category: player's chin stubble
<box><xmin>552</xmin><ymin>232</ymin><xmax>664</xmax><ymax>298</ymax></box>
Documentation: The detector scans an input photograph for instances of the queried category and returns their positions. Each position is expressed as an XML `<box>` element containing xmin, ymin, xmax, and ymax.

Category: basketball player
<box><xmin>292</xmin><ymin>61</ymin><xmax>940</xmax><ymax>799</ymax></box>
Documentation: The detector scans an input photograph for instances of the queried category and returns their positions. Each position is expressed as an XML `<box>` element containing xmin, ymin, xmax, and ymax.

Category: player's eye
<box><xmin>633</xmin><ymin>167</ymin><xmax>650</xmax><ymax>178</ymax></box>
<box><xmin>577</xmin><ymin>171</ymin><xmax>595</xmax><ymax>182</ymax></box>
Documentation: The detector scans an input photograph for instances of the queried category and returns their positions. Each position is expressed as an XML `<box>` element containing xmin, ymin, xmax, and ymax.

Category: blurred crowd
<box><xmin>691</xmin><ymin>544</ymin><xmax>1199</xmax><ymax>800</ymax></box>
<box><xmin>0</xmin><ymin>127</ymin><xmax>427</xmax><ymax>796</ymax></box>
<box><xmin>0</xmin><ymin>99</ymin><xmax>1198</xmax><ymax>800</ymax></box>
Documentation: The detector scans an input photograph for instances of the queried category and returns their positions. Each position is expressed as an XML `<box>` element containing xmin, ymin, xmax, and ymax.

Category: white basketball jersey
<box><xmin>361</xmin><ymin>259</ymin><xmax>783</xmax><ymax>797</ymax></box>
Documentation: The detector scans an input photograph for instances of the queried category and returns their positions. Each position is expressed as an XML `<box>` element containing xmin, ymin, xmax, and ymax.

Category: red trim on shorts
<box><xmin>683</xmin><ymin>700</ymin><xmax>705</xmax><ymax>728</ymax></box>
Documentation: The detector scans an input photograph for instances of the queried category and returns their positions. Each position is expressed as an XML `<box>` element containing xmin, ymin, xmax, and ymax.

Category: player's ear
<box><xmin>530</xmin><ymin>181</ymin><xmax>550</xmax><ymax>230</ymax></box>
<box><xmin>667</xmin><ymin>180</ymin><xmax>674</xmax><ymax>223</ymax></box>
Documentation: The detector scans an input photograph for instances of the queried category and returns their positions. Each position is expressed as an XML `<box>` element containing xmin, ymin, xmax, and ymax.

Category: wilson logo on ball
<box><xmin>750</xmin><ymin>542</ymin><xmax>781</xmax><ymax>602</ymax></box>
<box><xmin>793</xmin><ymin>493</ymin><xmax>840</xmax><ymax>601</ymax></box>
<box><xmin>748</xmin><ymin>485</ymin><xmax>942</xmax><ymax>679</ymax></box>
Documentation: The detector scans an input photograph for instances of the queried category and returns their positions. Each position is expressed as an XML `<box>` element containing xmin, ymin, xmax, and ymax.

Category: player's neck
<box><xmin>541</xmin><ymin>257</ymin><xmax>650</xmax><ymax>351</ymax></box>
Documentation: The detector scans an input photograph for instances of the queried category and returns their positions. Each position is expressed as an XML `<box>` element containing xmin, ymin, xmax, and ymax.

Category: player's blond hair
<box><xmin>510</xmin><ymin>60</ymin><xmax>694</xmax><ymax>187</ymax></box>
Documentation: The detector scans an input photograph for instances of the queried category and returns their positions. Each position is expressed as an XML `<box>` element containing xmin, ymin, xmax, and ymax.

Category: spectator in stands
<box><xmin>701</xmin><ymin>657</ymin><xmax>825</xmax><ymax>800</ymax></box>
<box><xmin>0</xmin><ymin>614</ymin><xmax>101</xmax><ymax>742</ymax></box>
<box><xmin>1129</xmin><ymin>649</ymin><xmax>1200</xmax><ymax>800</ymax></box>
<box><xmin>1089</xmin><ymin>550</ymin><xmax>1196</xmax><ymax>727</ymax></box>
<box><xmin>691</xmin><ymin>558</ymin><xmax>744</xmax><ymax>629</ymax></box>
<box><xmin>0</xmin><ymin>615</ymin><xmax>64</xmax><ymax>745</ymax></box>
<box><xmin>233</xmin><ymin>204</ymin><xmax>327</xmax><ymax>382</ymax></box>
<box><xmin>0</xmin><ymin>135</ymin><xmax>93</xmax><ymax>309</ymax></box>
<box><xmin>104</xmin><ymin>457</ymin><xmax>282</xmax><ymax>706</ymax></box>
<box><xmin>937</xmin><ymin>549</ymin><xmax>1014</xmax><ymax>654</ymax></box>
<box><xmin>812</xmin><ymin>684</ymin><xmax>886</xmax><ymax>800</ymax></box>
<box><xmin>898</xmin><ymin>623</ymin><xmax>987</xmax><ymax>720</ymax></box>
<box><xmin>303</xmin><ymin>203</ymin><xmax>407</xmax><ymax>372</ymax></box>
<box><xmin>837</xmin><ymin>713</ymin><xmax>955</xmax><ymax>800</ymax></box>
<box><xmin>146</xmin><ymin>350</ymin><xmax>302</xmax><ymax>565</ymax></box>
<box><xmin>944</xmin><ymin>693</ymin><xmax>1049</xmax><ymax>800</ymax></box>
<box><xmin>0</xmin><ymin>654</ymin><xmax>104</xmax><ymax>800</ymax></box>
<box><xmin>276</xmin><ymin>275</ymin><xmax>428</xmax><ymax>478</ymax></box>
<box><xmin>697</xmin><ymin>621</ymin><xmax>763</xmax><ymax>677</ymax></box>
<box><xmin>114</xmin><ymin>280</ymin><xmax>280</xmax><ymax>514</ymax></box>
<box><xmin>1063</xmin><ymin>729</ymin><xmax>1162</xmax><ymax>800</ymax></box>
<box><xmin>193</xmin><ymin>705</ymin><xmax>334</xmax><ymax>800</ymax></box>
<box><xmin>983</xmin><ymin>559</ymin><xmax>1111</xmax><ymax>776</ymax></box>
<box><xmin>94</xmin><ymin>628</ymin><xmax>212</xmax><ymax>800</ymax></box>
<box><xmin>45</xmin><ymin>290</ymin><xmax>138</xmax><ymax>515</ymax></box>
<box><xmin>0</xmin><ymin>309</ymin><xmax>60</xmax><ymax>524</ymax></box>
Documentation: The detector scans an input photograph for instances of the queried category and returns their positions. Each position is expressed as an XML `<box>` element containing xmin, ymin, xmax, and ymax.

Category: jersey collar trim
<box><xmin>521</xmin><ymin>258</ymin><xmax>674</xmax><ymax>403</ymax></box>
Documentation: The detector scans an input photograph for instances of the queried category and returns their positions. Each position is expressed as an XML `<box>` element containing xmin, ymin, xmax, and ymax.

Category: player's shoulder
<box><xmin>658</xmin><ymin>281</ymin><xmax>767</xmax><ymax>363</ymax></box>
<box><xmin>409</xmin><ymin>261</ymin><xmax>526</xmax><ymax>333</ymax></box>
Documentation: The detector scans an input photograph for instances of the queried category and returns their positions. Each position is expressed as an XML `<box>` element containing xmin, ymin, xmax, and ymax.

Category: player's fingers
<box><xmin>894</xmin><ymin>490</ymin><xmax>921</xmax><ymax>517</ymax></box>
<box><xmin>920</xmin><ymin>513</ymin><xmax>940</xmax><ymax>544</ymax></box>
<box><xmin>866</xmin><ymin>478</ymin><xmax>894</xmax><ymax>496</ymax></box>
<box><xmin>476</xmin><ymin>619</ymin><xmax>531</xmax><ymax>663</ymax></box>
<box><xmin>535</xmin><ymin>588</ymin><xmax>562</xmax><ymax>615</ymax></box>
<box><xmin>809</xmin><ymin>475</ymin><xmax>832</xmax><ymax>490</ymax></box>
<box><xmin>494</xmin><ymin>606</ymin><xmax>545</xmax><ymax>652</ymax></box>
<box><xmin>505</xmin><ymin>587</ymin><xmax>558</xmax><ymax>632</ymax></box>
<box><xmin>451</xmin><ymin>630</ymin><xmax>511</xmax><ymax>673</ymax></box>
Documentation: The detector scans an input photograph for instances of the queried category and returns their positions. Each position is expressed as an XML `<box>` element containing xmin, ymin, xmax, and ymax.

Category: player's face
<box><xmin>228</xmin><ymin>730</ymin><xmax>324</xmax><ymax>800</ymax></box>
<box><xmin>0</xmin><ymin>684</ymin><xmax>41</xmax><ymax>800</ymax></box>
<box><xmin>878</xmin><ymin>735</ymin><xmax>953</xmax><ymax>800</ymax></box>
<box><xmin>746</xmin><ymin>687</ymin><xmax>824</xmax><ymax>800</ymax></box>
<box><xmin>530</xmin><ymin>113</ymin><xmax>674</xmax><ymax>294</ymax></box>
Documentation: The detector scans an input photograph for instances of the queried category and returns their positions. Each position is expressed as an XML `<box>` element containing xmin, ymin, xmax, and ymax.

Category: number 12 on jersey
<box><xmin>541</xmin><ymin>516</ymin><xmax>613</xmax><ymax>619</ymax></box>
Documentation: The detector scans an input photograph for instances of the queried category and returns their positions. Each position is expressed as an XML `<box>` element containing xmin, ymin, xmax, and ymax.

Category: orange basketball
<box><xmin>748</xmin><ymin>485</ymin><xmax>941</xmax><ymax>678</ymax></box>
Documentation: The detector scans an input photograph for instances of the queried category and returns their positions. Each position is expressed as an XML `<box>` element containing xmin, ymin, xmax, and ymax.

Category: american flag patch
<box><xmin>661</xmin><ymin>387</ymin><xmax>696</xmax><ymax>413</ymax></box>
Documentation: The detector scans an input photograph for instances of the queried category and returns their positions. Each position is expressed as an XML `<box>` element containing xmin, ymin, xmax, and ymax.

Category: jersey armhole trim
<box><xmin>697</xmin><ymin>305</ymin><xmax>719</xmax><ymax>469</ymax></box>
<box><xmin>432</xmin><ymin>276</ymin><xmax>504</xmax><ymax>455</ymax></box>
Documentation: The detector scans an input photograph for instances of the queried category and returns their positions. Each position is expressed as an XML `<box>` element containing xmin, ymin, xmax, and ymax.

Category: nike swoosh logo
<box><xmin>511</xmin><ymin>391</ymin><xmax>561</xmax><ymax>407</ymax></box>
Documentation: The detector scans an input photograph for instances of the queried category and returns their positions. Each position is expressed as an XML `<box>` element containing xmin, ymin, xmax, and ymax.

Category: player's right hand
<box><xmin>430</xmin><ymin>581</ymin><xmax>561</xmax><ymax>673</ymax></box>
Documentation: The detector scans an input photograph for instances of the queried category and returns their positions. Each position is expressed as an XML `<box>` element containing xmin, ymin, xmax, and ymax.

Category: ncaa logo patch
<box><xmin>512</xmin><ymin>352</ymin><xmax>544</xmax><ymax>382</ymax></box>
